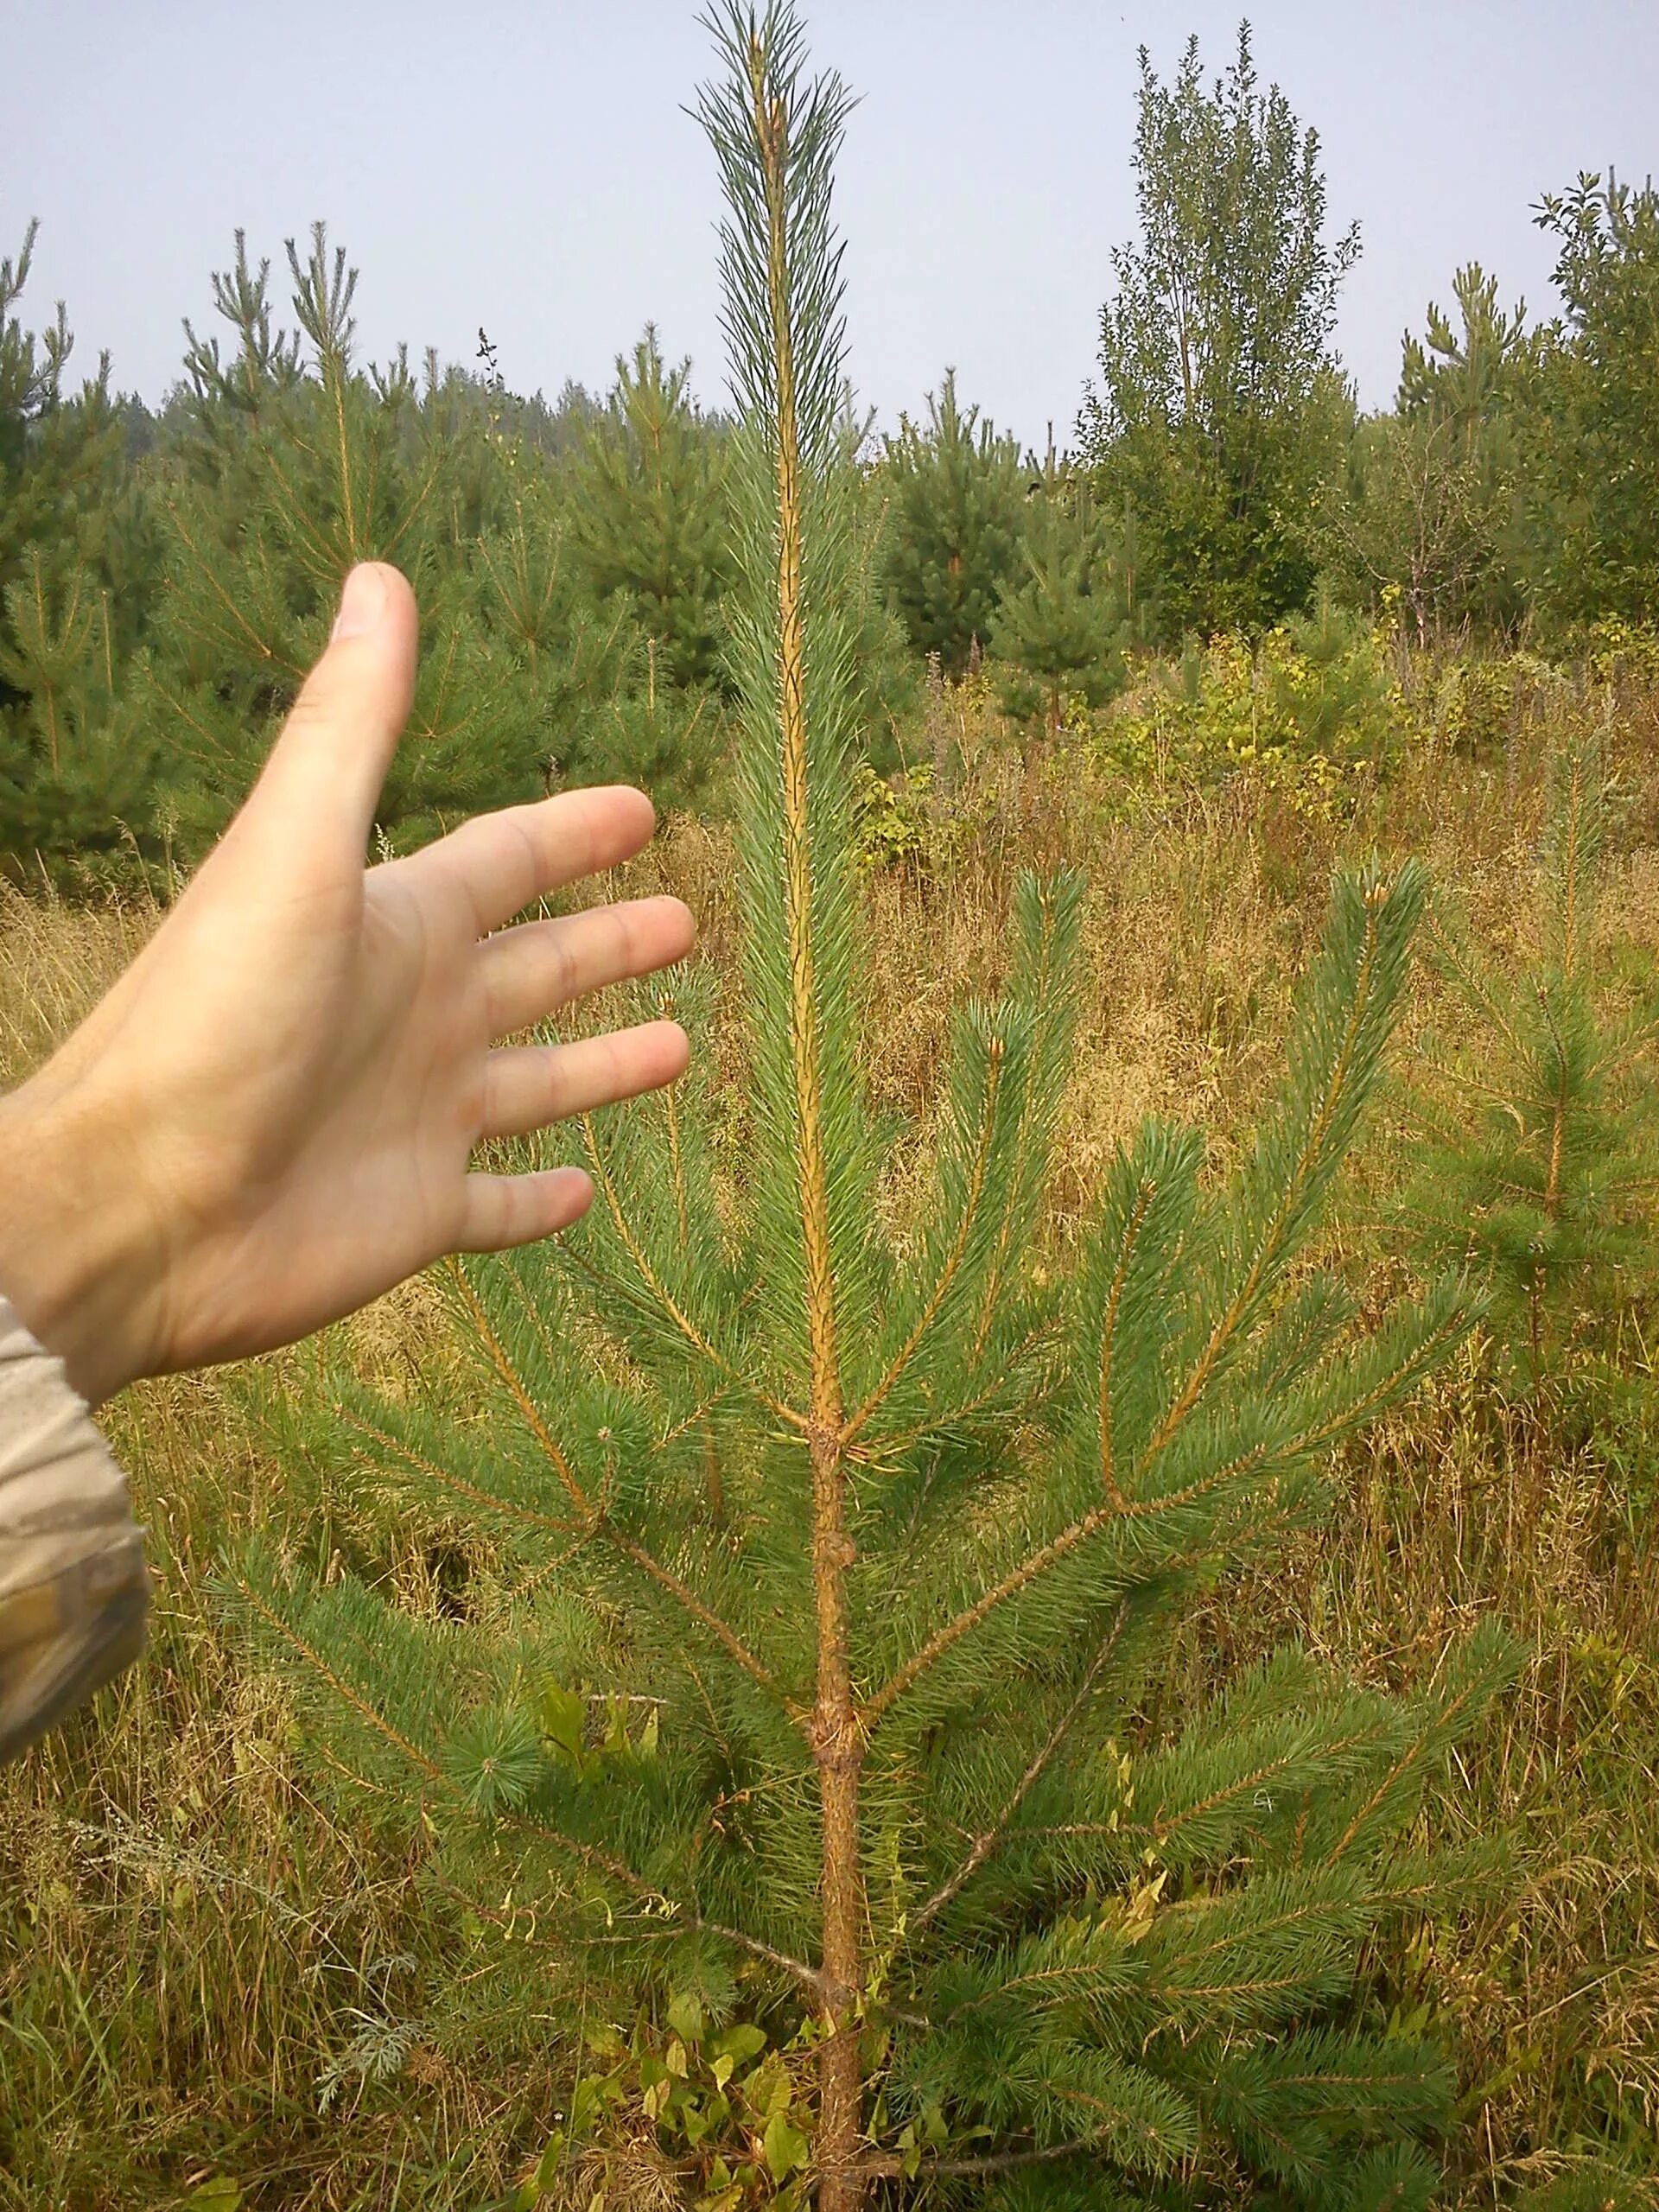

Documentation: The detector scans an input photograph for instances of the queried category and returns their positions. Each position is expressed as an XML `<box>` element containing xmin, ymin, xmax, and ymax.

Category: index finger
<box><xmin>400</xmin><ymin>785</ymin><xmax>658</xmax><ymax>935</ymax></box>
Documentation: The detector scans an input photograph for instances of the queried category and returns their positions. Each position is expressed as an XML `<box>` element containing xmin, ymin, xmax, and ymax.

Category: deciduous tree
<box><xmin>1080</xmin><ymin>23</ymin><xmax>1359</xmax><ymax>639</ymax></box>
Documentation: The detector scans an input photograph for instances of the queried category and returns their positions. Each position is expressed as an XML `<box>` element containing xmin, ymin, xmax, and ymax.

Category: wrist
<box><xmin>0</xmin><ymin>1077</ymin><xmax>168</xmax><ymax>1406</ymax></box>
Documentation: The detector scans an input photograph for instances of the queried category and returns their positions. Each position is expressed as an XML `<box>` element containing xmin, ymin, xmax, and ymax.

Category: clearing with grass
<box><xmin>3</xmin><ymin>6</ymin><xmax>1659</xmax><ymax>2209</ymax></box>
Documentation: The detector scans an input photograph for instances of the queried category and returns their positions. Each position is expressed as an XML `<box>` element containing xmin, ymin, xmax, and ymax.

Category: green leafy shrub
<box><xmin>1094</xmin><ymin>599</ymin><xmax>1398</xmax><ymax>816</ymax></box>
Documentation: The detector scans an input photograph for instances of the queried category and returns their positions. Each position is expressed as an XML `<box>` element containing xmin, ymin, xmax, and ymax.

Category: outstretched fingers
<box><xmin>457</xmin><ymin>1166</ymin><xmax>595</xmax><ymax>1253</ymax></box>
<box><xmin>479</xmin><ymin>1019</ymin><xmax>690</xmax><ymax>1141</ymax></box>
<box><xmin>479</xmin><ymin>895</ymin><xmax>696</xmax><ymax>1039</ymax></box>
<box><xmin>458</xmin><ymin>1013</ymin><xmax>690</xmax><ymax>1251</ymax></box>
<box><xmin>406</xmin><ymin>785</ymin><xmax>660</xmax><ymax>936</ymax></box>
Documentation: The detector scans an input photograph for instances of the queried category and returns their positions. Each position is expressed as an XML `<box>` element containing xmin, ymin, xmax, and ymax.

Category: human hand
<box><xmin>0</xmin><ymin>563</ymin><xmax>695</xmax><ymax>1406</ymax></box>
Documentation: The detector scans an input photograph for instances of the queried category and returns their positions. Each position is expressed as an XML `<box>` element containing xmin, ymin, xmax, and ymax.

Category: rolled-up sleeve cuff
<box><xmin>0</xmin><ymin>1299</ymin><xmax>149</xmax><ymax>1763</ymax></box>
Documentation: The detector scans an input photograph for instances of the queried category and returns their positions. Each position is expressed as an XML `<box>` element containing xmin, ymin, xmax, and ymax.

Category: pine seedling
<box><xmin>0</xmin><ymin>226</ymin><xmax>164</xmax><ymax>881</ymax></box>
<box><xmin>226</xmin><ymin>11</ymin><xmax>1510</xmax><ymax>2205</ymax></box>
<box><xmin>1400</xmin><ymin>707</ymin><xmax>1659</xmax><ymax>1401</ymax></box>
<box><xmin>148</xmin><ymin>226</ymin><xmax>711</xmax><ymax>857</ymax></box>
<box><xmin>151</xmin><ymin>226</ymin><xmax>534</xmax><ymax>850</ymax></box>
<box><xmin>569</xmin><ymin>325</ymin><xmax>733</xmax><ymax>691</ymax></box>
<box><xmin>877</xmin><ymin>367</ymin><xmax>1026</xmax><ymax>678</ymax></box>
<box><xmin>992</xmin><ymin>442</ymin><xmax>1129</xmax><ymax>736</ymax></box>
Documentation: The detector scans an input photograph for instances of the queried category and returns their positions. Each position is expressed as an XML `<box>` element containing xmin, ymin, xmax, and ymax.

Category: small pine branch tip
<box><xmin>227</xmin><ymin>10</ymin><xmax>1510</xmax><ymax>2206</ymax></box>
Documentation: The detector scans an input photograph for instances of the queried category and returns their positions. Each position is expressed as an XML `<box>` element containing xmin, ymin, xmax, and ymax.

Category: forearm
<box><xmin>0</xmin><ymin>1297</ymin><xmax>149</xmax><ymax>1764</ymax></box>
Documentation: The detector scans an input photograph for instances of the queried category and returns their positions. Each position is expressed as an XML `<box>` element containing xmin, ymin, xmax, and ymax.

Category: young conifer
<box><xmin>877</xmin><ymin>368</ymin><xmax>1026</xmax><ymax>678</ymax></box>
<box><xmin>0</xmin><ymin>223</ymin><xmax>162</xmax><ymax>880</ymax></box>
<box><xmin>569</xmin><ymin>326</ymin><xmax>732</xmax><ymax>691</ymax></box>
<box><xmin>992</xmin><ymin>442</ymin><xmax>1130</xmax><ymax>736</ymax></box>
<box><xmin>228</xmin><ymin>11</ymin><xmax>1511</xmax><ymax>2206</ymax></box>
<box><xmin>149</xmin><ymin>226</ymin><xmax>712</xmax><ymax>858</ymax></box>
<box><xmin>1400</xmin><ymin>706</ymin><xmax>1659</xmax><ymax>1397</ymax></box>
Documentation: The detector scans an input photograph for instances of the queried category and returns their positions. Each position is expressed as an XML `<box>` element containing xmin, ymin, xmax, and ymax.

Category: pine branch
<box><xmin>969</xmin><ymin>874</ymin><xmax>1084</xmax><ymax>1364</ymax></box>
<box><xmin>663</xmin><ymin>1068</ymin><xmax>692</xmax><ymax>1248</ymax></box>
<box><xmin>492</xmin><ymin>1774</ymin><xmax>836</xmax><ymax>1997</ymax></box>
<box><xmin>451</xmin><ymin>1258</ymin><xmax>808</xmax><ymax>1725</ymax></box>
<box><xmin>1425</xmin><ymin>909</ymin><xmax>1530</xmax><ymax>1066</ymax></box>
<box><xmin>1135</xmin><ymin>1717</ymin><xmax>1396</xmax><ymax>1859</ymax></box>
<box><xmin>378</xmin><ymin>454</ymin><xmax>442</xmax><ymax>564</ymax></box>
<box><xmin>1134</xmin><ymin>1288</ymin><xmax>1470</xmax><ymax>1516</ymax></box>
<box><xmin>868</xmin><ymin>1283</ymin><xmax>1466</xmax><ymax>1730</ymax></box>
<box><xmin>847</xmin><ymin>1313</ymin><xmax>1058</xmax><ymax>1467</ymax></box>
<box><xmin>332</xmin><ymin>1398</ymin><xmax>580</xmax><ymax>1540</ymax></box>
<box><xmin>228</xmin><ymin>1573</ymin><xmax>444</xmax><ymax>1783</ymax></box>
<box><xmin>858</xmin><ymin>2141</ymin><xmax>1096</xmax><ymax>2180</ymax></box>
<box><xmin>575</xmin><ymin>1109</ymin><xmax>804</xmax><ymax>1431</ymax></box>
<box><xmin>1097</xmin><ymin>1174</ymin><xmax>1159</xmax><ymax>1506</ymax></box>
<box><xmin>499</xmin><ymin>1842</ymin><xmax>831</xmax><ymax>1998</ymax></box>
<box><xmin>1146</xmin><ymin>874</ymin><xmax>1395</xmax><ymax>1460</ymax></box>
<box><xmin>1133</xmin><ymin>1870</ymin><xmax>1372</xmax><ymax>2023</ymax></box>
<box><xmin>610</xmin><ymin>1529</ymin><xmax>810</xmax><ymax>1725</ymax></box>
<box><xmin>1323</xmin><ymin>1629</ymin><xmax>1513</xmax><ymax>1865</ymax></box>
<box><xmin>256</xmin><ymin>429</ymin><xmax>360</xmax><ymax>580</ymax></box>
<box><xmin>842</xmin><ymin>1032</ymin><xmax>1005</xmax><ymax>1444</ymax></box>
<box><xmin>907</xmin><ymin>1605</ymin><xmax>1127</xmax><ymax>1935</ymax></box>
<box><xmin>163</xmin><ymin>498</ymin><xmax>306</xmax><ymax>683</ymax></box>
<box><xmin>448</xmin><ymin>1262</ymin><xmax>591</xmax><ymax>1513</ymax></box>
<box><xmin>864</xmin><ymin>1499</ymin><xmax>1122</xmax><ymax>1728</ymax></box>
<box><xmin>231</xmin><ymin>1565</ymin><xmax>828</xmax><ymax>1993</ymax></box>
<box><xmin>652</xmin><ymin>1386</ymin><xmax>738</xmax><ymax>1455</ymax></box>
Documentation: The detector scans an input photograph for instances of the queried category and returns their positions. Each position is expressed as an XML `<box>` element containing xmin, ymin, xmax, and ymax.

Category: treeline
<box><xmin>3</xmin><ymin>22</ymin><xmax>1656</xmax><ymax>882</ymax></box>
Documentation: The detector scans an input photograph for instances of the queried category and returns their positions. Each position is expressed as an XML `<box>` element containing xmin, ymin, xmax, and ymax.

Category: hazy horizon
<box><xmin>10</xmin><ymin>1</ymin><xmax>1657</xmax><ymax>453</ymax></box>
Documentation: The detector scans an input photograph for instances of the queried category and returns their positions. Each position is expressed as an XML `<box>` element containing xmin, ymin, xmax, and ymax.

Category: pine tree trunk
<box><xmin>750</xmin><ymin>40</ymin><xmax>868</xmax><ymax>2203</ymax></box>
<box><xmin>812</xmin><ymin>1424</ymin><xmax>865</xmax><ymax>2212</ymax></box>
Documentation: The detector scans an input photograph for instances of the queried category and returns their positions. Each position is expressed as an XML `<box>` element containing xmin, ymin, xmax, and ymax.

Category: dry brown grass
<box><xmin>3</xmin><ymin>696</ymin><xmax>1657</xmax><ymax>2204</ymax></box>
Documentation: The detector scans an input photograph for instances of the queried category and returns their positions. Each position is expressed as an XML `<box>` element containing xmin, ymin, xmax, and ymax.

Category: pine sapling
<box><xmin>1401</xmin><ymin>706</ymin><xmax>1659</xmax><ymax>1404</ymax></box>
<box><xmin>150</xmin><ymin>226</ymin><xmax>714</xmax><ymax>857</ymax></box>
<box><xmin>569</xmin><ymin>326</ymin><xmax>733</xmax><ymax>691</ymax></box>
<box><xmin>228</xmin><ymin>11</ymin><xmax>1512</xmax><ymax>2206</ymax></box>
<box><xmin>991</xmin><ymin>440</ymin><xmax>1129</xmax><ymax>737</ymax></box>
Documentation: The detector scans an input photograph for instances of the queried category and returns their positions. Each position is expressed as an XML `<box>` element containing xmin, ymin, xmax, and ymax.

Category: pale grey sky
<box><xmin>9</xmin><ymin>2</ymin><xmax>1657</xmax><ymax>450</ymax></box>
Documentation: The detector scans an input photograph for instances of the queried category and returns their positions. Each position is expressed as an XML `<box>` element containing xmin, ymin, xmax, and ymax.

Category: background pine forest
<box><xmin>5</xmin><ymin>9</ymin><xmax>1659</xmax><ymax>2209</ymax></box>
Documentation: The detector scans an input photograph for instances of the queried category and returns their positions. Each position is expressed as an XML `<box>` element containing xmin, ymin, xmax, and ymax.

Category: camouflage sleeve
<box><xmin>0</xmin><ymin>1300</ymin><xmax>149</xmax><ymax>1764</ymax></box>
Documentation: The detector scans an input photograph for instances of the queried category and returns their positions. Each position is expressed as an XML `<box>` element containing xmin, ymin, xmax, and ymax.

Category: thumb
<box><xmin>240</xmin><ymin>562</ymin><xmax>419</xmax><ymax>858</ymax></box>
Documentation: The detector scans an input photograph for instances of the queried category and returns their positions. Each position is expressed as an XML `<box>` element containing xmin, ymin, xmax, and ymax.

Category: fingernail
<box><xmin>331</xmin><ymin>564</ymin><xmax>387</xmax><ymax>642</ymax></box>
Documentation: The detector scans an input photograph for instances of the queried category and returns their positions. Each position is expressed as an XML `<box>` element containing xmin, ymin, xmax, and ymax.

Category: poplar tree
<box><xmin>229</xmin><ymin>11</ymin><xmax>1510</xmax><ymax>2207</ymax></box>
<box><xmin>1079</xmin><ymin>24</ymin><xmax>1359</xmax><ymax>639</ymax></box>
<box><xmin>1529</xmin><ymin>171</ymin><xmax>1659</xmax><ymax>631</ymax></box>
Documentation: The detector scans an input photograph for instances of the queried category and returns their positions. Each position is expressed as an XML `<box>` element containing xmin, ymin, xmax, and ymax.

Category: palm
<box><xmin>2</xmin><ymin>566</ymin><xmax>692</xmax><ymax>1402</ymax></box>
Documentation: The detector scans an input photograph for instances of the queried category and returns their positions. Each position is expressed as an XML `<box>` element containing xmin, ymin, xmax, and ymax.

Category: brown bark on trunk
<box><xmin>747</xmin><ymin>33</ymin><xmax>867</xmax><ymax>2205</ymax></box>
<box><xmin>812</xmin><ymin>1422</ymin><xmax>865</xmax><ymax>2212</ymax></box>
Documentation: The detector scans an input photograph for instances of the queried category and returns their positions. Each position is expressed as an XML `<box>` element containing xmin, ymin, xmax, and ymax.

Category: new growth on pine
<box><xmin>227</xmin><ymin>10</ymin><xmax>1515</xmax><ymax>2206</ymax></box>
